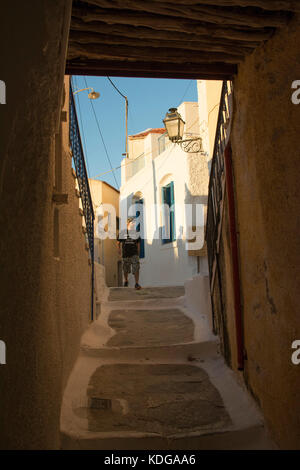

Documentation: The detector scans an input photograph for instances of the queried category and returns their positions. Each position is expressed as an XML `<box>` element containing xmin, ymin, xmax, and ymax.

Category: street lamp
<box><xmin>73</xmin><ymin>87</ymin><xmax>100</xmax><ymax>100</ymax></box>
<box><xmin>163</xmin><ymin>107</ymin><xmax>203</xmax><ymax>154</ymax></box>
<box><xmin>163</xmin><ymin>108</ymin><xmax>185</xmax><ymax>142</ymax></box>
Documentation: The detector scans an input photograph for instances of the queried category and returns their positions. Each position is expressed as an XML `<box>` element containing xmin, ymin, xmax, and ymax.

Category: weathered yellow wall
<box><xmin>230</xmin><ymin>15</ymin><xmax>300</xmax><ymax>449</ymax></box>
<box><xmin>89</xmin><ymin>179</ymin><xmax>103</xmax><ymax>207</ymax></box>
<box><xmin>89</xmin><ymin>179</ymin><xmax>120</xmax><ymax>287</ymax></box>
<box><xmin>0</xmin><ymin>2</ymin><xmax>93</xmax><ymax>449</ymax></box>
<box><xmin>206</xmin><ymin>81</ymin><xmax>223</xmax><ymax>159</ymax></box>
<box><xmin>102</xmin><ymin>182</ymin><xmax>120</xmax><ymax>287</ymax></box>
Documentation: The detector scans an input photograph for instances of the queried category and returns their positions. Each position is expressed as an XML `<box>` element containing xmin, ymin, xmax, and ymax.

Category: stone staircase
<box><xmin>60</xmin><ymin>286</ymin><xmax>275</xmax><ymax>450</ymax></box>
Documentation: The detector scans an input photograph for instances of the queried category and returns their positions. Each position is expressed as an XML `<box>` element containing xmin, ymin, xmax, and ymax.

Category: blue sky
<box><xmin>72</xmin><ymin>76</ymin><xmax>198</xmax><ymax>189</ymax></box>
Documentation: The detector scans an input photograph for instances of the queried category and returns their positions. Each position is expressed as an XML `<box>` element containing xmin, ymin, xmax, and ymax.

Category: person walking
<box><xmin>117</xmin><ymin>217</ymin><xmax>142</xmax><ymax>290</ymax></box>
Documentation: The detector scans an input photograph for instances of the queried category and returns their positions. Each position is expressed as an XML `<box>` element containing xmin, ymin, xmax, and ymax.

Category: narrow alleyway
<box><xmin>61</xmin><ymin>286</ymin><xmax>275</xmax><ymax>450</ymax></box>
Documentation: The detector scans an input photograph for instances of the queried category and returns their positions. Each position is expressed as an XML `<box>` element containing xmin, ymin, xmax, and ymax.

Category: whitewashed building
<box><xmin>119</xmin><ymin>83</ymin><xmax>219</xmax><ymax>287</ymax></box>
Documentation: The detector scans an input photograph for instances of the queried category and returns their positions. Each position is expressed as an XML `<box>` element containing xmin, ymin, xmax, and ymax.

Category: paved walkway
<box><xmin>61</xmin><ymin>286</ymin><xmax>275</xmax><ymax>449</ymax></box>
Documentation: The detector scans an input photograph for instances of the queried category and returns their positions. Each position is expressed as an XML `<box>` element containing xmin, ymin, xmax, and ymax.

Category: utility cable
<box><xmin>177</xmin><ymin>80</ymin><xmax>193</xmax><ymax>107</ymax></box>
<box><xmin>92</xmin><ymin>150</ymin><xmax>147</xmax><ymax>179</ymax></box>
<box><xmin>83</xmin><ymin>76</ymin><xmax>119</xmax><ymax>189</ymax></box>
<box><xmin>106</xmin><ymin>76</ymin><xmax>129</xmax><ymax>158</ymax></box>
<box><xmin>107</xmin><ymin>76</ymin><xmax>128</xmax><ymax>100</ymax></box>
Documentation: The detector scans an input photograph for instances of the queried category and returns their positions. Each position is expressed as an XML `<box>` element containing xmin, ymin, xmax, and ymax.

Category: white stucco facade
<box><xmin>120</xmin><ymin>99</ymin><xmax>211</xmax><ymax>287</ymax></box>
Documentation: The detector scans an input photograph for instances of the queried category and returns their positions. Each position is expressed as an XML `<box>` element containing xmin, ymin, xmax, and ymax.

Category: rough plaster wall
<box><xmin>0</xmin><ymin>2</ymin><xmax>92</xmax><ymax>449</ymax></box>
<box><xmin>35</xmin><ymin>77</ymin><xmax>92</xmax><ymax>449</ymax></box>
<box><xmin>94</xmin><ymin>262</ymin><xmax>109</xmax><ymax>307</ymax></box>
<box><xmin>89</xmin><ymin>181</ymin><xmax>120</xmax><ymax>287</ymax></box>
<box><xmin>187</xmin><ymin>153</ymin><xmax>209</xmax><ymax>199</ymax></box>
<box><xmin>206</xmin><ymin>81</ymin><xmax>223</xmax><ymax>161</ymax></box>
<box><xmin>53</xmin><ymin>77</ymin><xmax>92</xmax><ymax>393</ymax></box>
<box><xmin>231</xmin><ymin>15</ymin><xmax>300</xmax><ymax>449</ymax></box>
<box><xmin>216</xmin><ymin>199</ymin><xmax>238</xmax><ymax>369</ymax></box>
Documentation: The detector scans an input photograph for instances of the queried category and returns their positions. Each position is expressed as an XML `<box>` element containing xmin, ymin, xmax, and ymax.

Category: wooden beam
<box><xmin>69</xmin><ymin>30</ymin><xmax>256</xmax><ymax>55</ymax></box>
<box><xmin>145</xmin><ymin>0</ymin><xmax>300</xmax><ymax>11</ymax></box>
<box><xmin>70</xmin><ymin>17</ymin><xmax>261</xmax><ymax>48</ymax></box>
<box><xmin>66</xmin><ymin>59</ymin><xmax>237</xmax><ymax>79</ymax></box>
<box><xmin>83</xmin><ymin>0</ymin><xmax>290</xmax><ymax>28</ymax></box>
<box><xmin>71</xmin><ymin>6</ymin><xmax>274</xmax><ymax>42</ymax></box>
<box><xmin>68</xmin><ymin>41</ymin><xmax>244</xmax><ymax>63</ymax></box>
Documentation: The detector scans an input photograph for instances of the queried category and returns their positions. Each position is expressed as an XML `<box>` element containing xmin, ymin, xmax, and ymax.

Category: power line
<box><xmin>177</xmin><ymin>80</ymin><xmax>193</xmax><ymax>107</ymax></box>
<box><xmin>91</xmin><ymin>78</ymin><xmax>204</xmax><ymax>185</ymax></box>
<box><xmin>106</xmin><ymin>76</ymin><xmax>129</xmax><ymax>158</ymax></box>
<box><xmin>133</xmin><ymin>142</ymin><xmax>176</xmax><ymax>196</ymax></box>
<box><xmin>107</xmin><ymin>76</ymin><xmax>127</xmax><ymax>100</ymax></box>
<box><xmin>73</xmin><ymin>76</ymin><xmax>99</xmax><ymax>203</ymax></box>
<box><xmin>83</xmin><ymin>76</ymin><xmax>119</xmax><ymax>189</ymax></box>
<box><xmin>92</xmin><ymin>149</ymin><xmax>151</xmax><ymax>179</ymax></box>
<box><xmin>92</xmin><ymin>140</ymin><xmax>176</xmax><ymax>194</ymax></box>
<box><xmin>184</xmin><ymin>100</ymin><xmax>221</xmax><ymax>135</ymax></box>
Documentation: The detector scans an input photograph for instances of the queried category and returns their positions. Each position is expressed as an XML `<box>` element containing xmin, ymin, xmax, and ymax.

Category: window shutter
<box><xmin>170</xmin><ymin>182</ymin><xmax>175</xmax><ymax>241</ymax></box>
<box><xmin>135</xmin><ymin>198</ymin><xmax>145</xmax><ymax>258</ymax></box>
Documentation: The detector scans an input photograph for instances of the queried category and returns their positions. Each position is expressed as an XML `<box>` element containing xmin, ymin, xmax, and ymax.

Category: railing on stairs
<box><xmin>205</xmin><ymin>80</ymin><xmax>233</xmax><ymax>333</ymax></box>
<box><xmin>69</xmin><ymin>80</ymin><xmax>95</xmax><ymax>321</ymax></box>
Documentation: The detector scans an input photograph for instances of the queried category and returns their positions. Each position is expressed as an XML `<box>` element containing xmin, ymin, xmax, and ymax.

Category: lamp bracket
<box><xmin>178</xmin><ymin>136</ymin><xmax>204</xmax><ymax>154</ymax></box>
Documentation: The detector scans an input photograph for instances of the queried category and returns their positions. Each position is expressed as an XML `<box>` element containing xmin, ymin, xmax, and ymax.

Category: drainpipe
<box><xmin>224</xmin><ymin>143</ymin><xmax>244</xmax><ymax>370</ymax></box>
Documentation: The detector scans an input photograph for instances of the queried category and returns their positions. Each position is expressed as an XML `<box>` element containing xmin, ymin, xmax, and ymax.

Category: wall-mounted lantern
<box><xmin>163</xmin><ymin>107</ymin><xmax>203</xmax><ymax>154</ymax></box>
<box><xmin>73</xmin><ymin>87</ymin><xmax>100</xmax><ymax>100</ymax></box>
<box><xmin>163</xmin><ymin>108</ymin><xmax>185</xmax><ymax>142</ymax></box>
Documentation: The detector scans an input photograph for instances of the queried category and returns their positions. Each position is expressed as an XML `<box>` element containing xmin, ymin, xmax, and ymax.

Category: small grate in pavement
<box><xmin>89</xmin><ymin>397</ymin><xmax>112</xmax><ymax>410</ymax></box>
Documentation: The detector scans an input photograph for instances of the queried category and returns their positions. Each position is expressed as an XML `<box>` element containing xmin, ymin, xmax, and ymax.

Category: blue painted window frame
<box><xmin>161</xmin><ymin>181</ymin><xmax>175</xmax><ymax>244</ymax></box>
<box><xmin>135</xmin><ymin>198</ymin><xmax>145</xmax><ymax>258</ymax></box>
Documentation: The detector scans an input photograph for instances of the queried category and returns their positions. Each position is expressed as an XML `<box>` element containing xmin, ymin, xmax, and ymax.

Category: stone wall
<box><xmin>0</xmin><ymin>2</ymin><xmax>93</xmax><ymax>449</ymax></box>
<box><xmin>229</xmin><ymin>15</ymin><xmax>300</xmax><ymax>449</ymax></box>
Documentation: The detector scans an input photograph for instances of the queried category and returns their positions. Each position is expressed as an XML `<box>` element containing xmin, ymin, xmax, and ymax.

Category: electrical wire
<box><xmin>107</xmin><ymin>76</ymin><xmax>128</xmax><ymax>100</ymax></box>
<box><xmin>131</xmin><ymin>142</ymin><xmax>176</xmax><ymax>196</ymax></box>
<box><xmin>177</xmin><ymin>80</ymin><xmax>193</xmax><ymax>107</ymax></box>
<box><xmin>92</xmin><ymin>150</ymin><xmax>147</xmax><ymax>179</ymax></box>
<box><xmin>83</xmin><ymin>76</ymin><xmax>119</xmax><ymax>189</ymax></box>
<box><xmin>91</xmin><ymin>79</ymin><xmax>219</xmax><ymax>184</ymax></box>
<box><xmin>91</xmin><ymin>131</ymin><xmax>172</xmax><ymax>180</ymax></box>
<box><xmin>92</xmin><ymin>139</ymin><xmax>176</xmax><ymax>196</ymax></box>
<box><xmin>183</xmin><ymin>100</ymin><xmax>221</xmax><ymax>136</ymax></box>
<box><xmin>73</xmin><ymin>76</ymin><xmax>100</xmax><ymax>203</ymax></box>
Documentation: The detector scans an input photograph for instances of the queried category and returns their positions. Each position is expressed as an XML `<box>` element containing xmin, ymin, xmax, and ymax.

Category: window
<box><xmin>158</xmin><ymin>132</ymin><xmax>172</xmax><ymax>156</ymax></box>
<box><xmin>161</xmin><ymin>181</ymin><xmax>175</xmax><ymax>244</ymax></box>
<box><xmin>135</xmin><ymin>199</ymin><xmax>145</xmax><ymax>258</ymax></box>
<box><xmin>158</xmin><ymin>133</ymin><xmax>166</xmax><ymax>155</ymax></box>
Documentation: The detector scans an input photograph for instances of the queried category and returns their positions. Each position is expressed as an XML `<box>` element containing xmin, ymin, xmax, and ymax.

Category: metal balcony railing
<box><xmin>125</xmin><ymin>152</ymin><xmax>146</xmax><ymax>181</ymax></box>
<box><xmin>69</xmin><ymin>81</ymin><xmax>95</xmax><ymax>320</ymax></box>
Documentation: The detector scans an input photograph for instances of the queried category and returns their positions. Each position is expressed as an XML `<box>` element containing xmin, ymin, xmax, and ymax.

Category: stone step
<box><xmin>61</xmin><ymin>355</ymin><xmax>275</xmax><ymax>450</ymax></box>
<box><xmin>80</xmin><ymin>339</ymin><xmax>219</xmax><ymax>361</ymax></box>
<box><xmin>82</xmin><ymin>299</ymin><xmax>215</xmax><ymax>353</ymax></box>
<box><xmin>81</xmin><ymin>341</ymin><xmax>220</xmax><ymax>362</ymax></box>
<box><xmin>108</xmin><ymin>286</ymin><xmax>185</xmax><ymax>302</ymax></box>
<box><xmin>61</xmin><ymin>424</ymin><xmax>275</xmax><ymax>450</ymax></box>
<box><xmin>61</xmin><ymin>284</ymin><xmax>275</xmax><ymax>450</ymax></box>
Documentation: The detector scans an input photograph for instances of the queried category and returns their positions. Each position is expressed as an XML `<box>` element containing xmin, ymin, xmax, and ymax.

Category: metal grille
<box><xmin>69</xmin><ymin>81</ymin><xmax>95</xmax><ymax>320</ymax></box>
<box><xmin>205</xmin><ymin>81</ymin><xmax>232</xmax><ymax>331</ymax></box>
<box><xmin>206</xmin><ymin>81</ymin><xmax>232</xmax><ymax>274</ymax></box>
